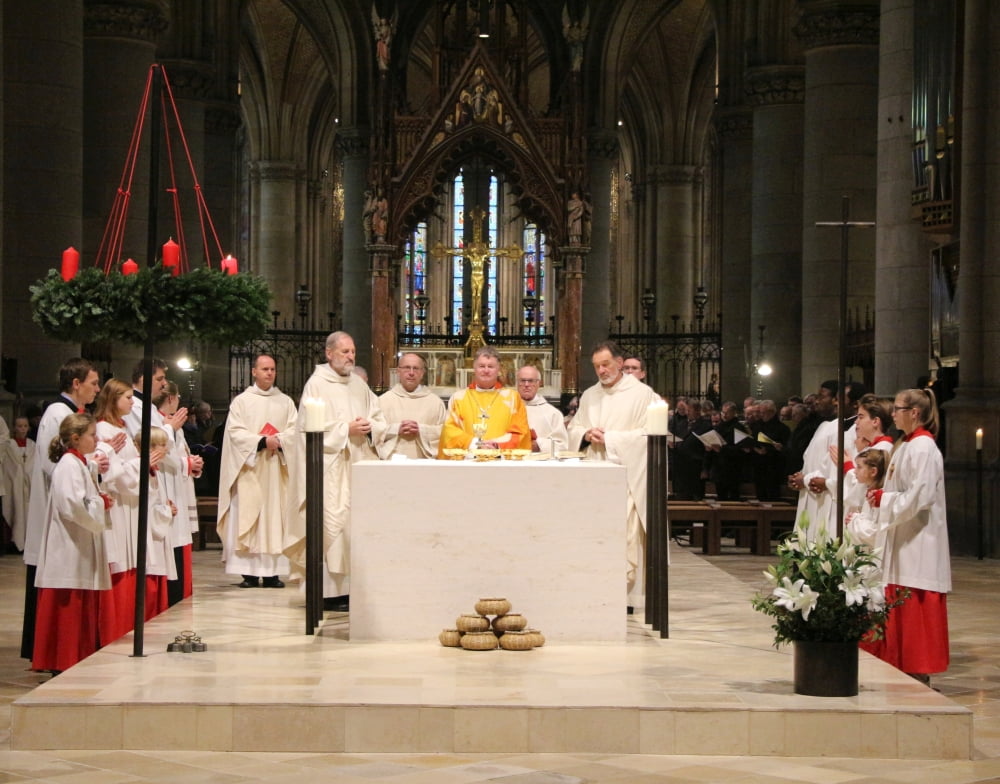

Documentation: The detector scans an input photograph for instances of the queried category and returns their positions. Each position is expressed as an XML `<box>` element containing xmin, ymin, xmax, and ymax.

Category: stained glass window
<box><xmin>403</xmin><ymin>222</ymin><xmax>428</xmax><ymax>333</ymax></box>
<box><xmin>450</xmin><ymin>174</ymin><xmax>465</xmax><ymax>334</ymax></box>
<box><xmin>522</xmin><ymin>223</ymin><xmax>546</xmax><ymax>331</ymax></box>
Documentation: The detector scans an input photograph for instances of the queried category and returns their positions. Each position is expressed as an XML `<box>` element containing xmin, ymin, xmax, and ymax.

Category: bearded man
<box><xmin>568</xmin><ymin>340</ymin><xmax>659</xmax><ymax>611</ymax></box>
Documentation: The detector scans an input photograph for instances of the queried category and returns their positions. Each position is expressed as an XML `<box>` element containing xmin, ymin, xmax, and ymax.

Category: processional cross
<box><xmin>431</xmin><ymin>206</ymin><xmax>523</xmax><ymax>355</ymax></box>
<box><xmin>815</xmin><ymin>195</ymin><xmax>875</xmax><ymax>539</ymax></box>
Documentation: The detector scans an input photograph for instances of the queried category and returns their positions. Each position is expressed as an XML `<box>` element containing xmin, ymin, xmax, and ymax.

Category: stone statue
<box><xmin>372</xmin><ymin>5</ymin><xmax>395</xmax><ymax>72</ymax></box>
<box><xmin>562</xmin><ymin>5</ymin><xmax>589</xmax><ymax>73</ymax></box>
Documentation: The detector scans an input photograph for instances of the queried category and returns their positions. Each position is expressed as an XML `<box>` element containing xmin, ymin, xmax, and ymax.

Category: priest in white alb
<box><xmin>284</xmin><ymin>331</ymin><xmax>386</xmax><ymax>607</ymax></box>
<box><xmin>568</xmin><ymin>340</ymin><xmax>660</xmax><ymax>611</ymax></box>
<box><xmin>217</xmin><ymin>354</ymin><xmax>297</xmax><ymax>588</ymax></box>
<box><xmin>788</xmin><ymin>380</ymin><xmax>843</xmax><ymax>542</ymax></box>
<box><xmin>515</xmin><ymin>364</ymin><xmax>569</xmax><ymax>455</ymax></box>
<box><xmin>377</xmin><ymin>352</ymin><xmax>445</xmax><ymax>460</ymax></box>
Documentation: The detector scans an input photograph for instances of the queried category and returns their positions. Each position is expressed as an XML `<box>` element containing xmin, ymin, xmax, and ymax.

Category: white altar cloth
<box><xmin>349</xmin><ymin>459</ymin><xmax>628</xmax><ymax>642</ymax></box>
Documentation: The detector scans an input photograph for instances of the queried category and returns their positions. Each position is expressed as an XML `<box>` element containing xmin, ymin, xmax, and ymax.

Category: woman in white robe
<box><xmin>94</xmin><ymin>379</ymin><xmax>142</xmax><ymax>642</ymax></box>
<box><xmin>860</xmin><ymin>388</ymin><xmax>951</xmax><ymax>682</ymax></box>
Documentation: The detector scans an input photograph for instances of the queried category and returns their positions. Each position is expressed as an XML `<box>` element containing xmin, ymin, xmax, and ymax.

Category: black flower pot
<box><xmin>793</xmin><ymin>640</ymin><xmax>859</xmax><ymax>697</ymax></box>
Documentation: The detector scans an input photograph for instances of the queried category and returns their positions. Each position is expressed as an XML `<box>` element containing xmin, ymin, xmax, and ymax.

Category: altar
<box><xmin>350</xmin><ymin>459</ymin><xmax>628</xmax><ymax>642</ymax></box>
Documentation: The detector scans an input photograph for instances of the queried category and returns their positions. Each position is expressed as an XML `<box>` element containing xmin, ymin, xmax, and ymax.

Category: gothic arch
<box><xmin>389</xmin><ymin>46</ymin><xmax>564</xmax><ymax>247</ymax></box>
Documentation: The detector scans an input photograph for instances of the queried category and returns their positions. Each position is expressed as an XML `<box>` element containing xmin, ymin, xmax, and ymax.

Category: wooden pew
<box><xmin>196</xmin><ymin>496</ymin><xmax>220</xmax><ymax>550</ymax></box>
<box><xmin>668</xmin><ymin>501</ymin><xmax>717</xmax><ymax>553</ymax></box>
<box><xmin>757</xmin><ymin>502</ymin><xmax>798</xmax><ymax>554</ymax></box>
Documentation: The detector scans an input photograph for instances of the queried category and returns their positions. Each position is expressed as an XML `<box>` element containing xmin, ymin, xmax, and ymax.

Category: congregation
<box><xmin>0</xmin><ymin>337</ymin><xmax>951</xmax><ymax>687</ymax></box>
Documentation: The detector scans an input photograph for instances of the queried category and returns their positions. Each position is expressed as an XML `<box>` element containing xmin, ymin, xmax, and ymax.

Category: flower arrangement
<box><xmin>752</xmin><ymin>517</ymin><xmax>904</xmax><ymax>647</ymax></box>
<box><xmin>30</xmin><ymin>265</ymin><xmax>271</xmax><ymax>346</ymax></box>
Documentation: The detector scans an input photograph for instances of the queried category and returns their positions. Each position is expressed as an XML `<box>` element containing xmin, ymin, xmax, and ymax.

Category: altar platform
<box><xmin>11</xmin><ymin>546</ymin><xmax>972</xmax><ymax>759</ymax></box>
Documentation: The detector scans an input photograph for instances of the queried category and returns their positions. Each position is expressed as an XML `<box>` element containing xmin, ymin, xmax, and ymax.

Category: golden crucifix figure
<box><xmin>431</xmin><ymin>206</ymin><xmax>523</xmax><ymax>355</ymax></box>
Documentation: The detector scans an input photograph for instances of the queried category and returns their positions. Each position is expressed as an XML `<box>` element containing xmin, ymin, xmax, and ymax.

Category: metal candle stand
<box><xmin>644</xmin><ymin>433</ymin><xmax>669</xmax><ymax>637</ymax></box>
<box><xmin>305</xmin><ymin>429</ymin><xmax>325</xmax><ymax>632</ymax></box>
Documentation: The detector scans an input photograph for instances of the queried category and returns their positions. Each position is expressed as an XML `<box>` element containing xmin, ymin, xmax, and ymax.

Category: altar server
<box><xmin>157</xmin><ymin>382</ymin><xmax>202</xmax><ymax>602</ymax></box>
<box><xmin>218</xmin><ymin>354</ymin><xmax>297</xmax><ymax>588</ymax></box>
<box><xmin>568</xmin><ymin>340</ymin><xmax>659</xmax><ymax>611</ymax></box>
<box><xmin>93</xmin><ymin>379</ymin><xmax>141</xmax><ymax>641</ymax></box>
<box><xmin>134</xmin><ymin>427</ymin><xmax>178</xmax><ymax>620</ymax></box>
<box><xmin>861</xmin><ymin>388</ymin><xmax>951</xmax><ymax>684</ymax></box>
<box><xmin>32</xmin><ymin>414</ymin><xmax>111</xmax><ymax>673</ymax></box>
<box><xmin>377</xmin><ymin>352</ymin><xmax>446</xmax><ymax>460</ymax></box>
<box><xmin>22</xmin><ymin>358</ymin><xmax>104</xmax><ymax>660</ymax></box>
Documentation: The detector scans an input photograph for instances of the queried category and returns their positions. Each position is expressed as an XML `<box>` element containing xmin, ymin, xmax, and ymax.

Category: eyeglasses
<box><xmin>892</xmin><ymin>406</ymin><xmax>914</xmax><ymax>412</ymax></box>
<box><xmin>517</xmin><ymin>379</ymin><xmax>540</xmax><ymax>385</ymax></box>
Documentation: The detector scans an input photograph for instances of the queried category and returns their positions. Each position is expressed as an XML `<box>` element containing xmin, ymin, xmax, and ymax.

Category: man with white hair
<box><xmin>568</xmin><ymin>340</ymin><xmax>660</xmax><ymax>611</ymax></box>
<box><xmin>515</xmin><ymin>365</ymin><xmax>568</xmax><ymax>454</ymax></box>
<box><xmin>285</xmin><ymin>331</ymin><xmax>386</xmax><ymax>610</ymax></box>
<box><xmin>377</xmin><ymin>353</ymin><xmax>445</xmax><ymax>460</ymax></box>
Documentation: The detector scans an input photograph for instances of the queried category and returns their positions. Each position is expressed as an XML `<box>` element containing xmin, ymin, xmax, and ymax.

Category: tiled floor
<box><xmin>2</xmin><ymin>541</ymin><xmax>1000</xmax><ymax>781</ymax></box>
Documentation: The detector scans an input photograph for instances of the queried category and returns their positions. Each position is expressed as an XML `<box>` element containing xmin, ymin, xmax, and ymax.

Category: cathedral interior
<box><xmin>0</xmin><ymin>0</ymin><xmax>997</xmax><ymax>554</ymax></box>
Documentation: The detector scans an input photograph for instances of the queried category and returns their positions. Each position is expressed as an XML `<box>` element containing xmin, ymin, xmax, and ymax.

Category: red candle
<box><xmin>61</xmin><ymin>247</ymin><xmax>80</xmax><ymax>281</ymax></box>
<box><xmin>122</xmin><ymin>258</ymin><xmax>139</xmax><ymax>276</ymax></box>
<box><xmin>222</xmin><ymin>254</ymin><xmax>239</xmax><ymax>275</ymax></box>
<box><xmin>162</xmin><ymin>238</ymin><xmax>180</xmax><ymax>276</ymax></box>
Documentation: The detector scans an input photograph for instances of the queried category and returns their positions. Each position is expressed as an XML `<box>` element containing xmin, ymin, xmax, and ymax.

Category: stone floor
<box><xmin>1</xmin><ymin>540</ymin><xmax>999</xmax><ymax>782</ymax></box>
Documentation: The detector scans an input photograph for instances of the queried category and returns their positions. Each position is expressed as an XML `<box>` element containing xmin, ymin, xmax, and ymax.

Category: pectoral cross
<box><xmin>431</xmin><ymin>206</ymin><xmax>523</xmax><ymax>354</ymax></box>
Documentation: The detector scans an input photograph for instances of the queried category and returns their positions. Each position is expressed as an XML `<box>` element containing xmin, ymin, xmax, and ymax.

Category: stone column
<box><xmin>747</xmin><ymin>65</ymin><xmax>805</xmax><ymax>402</ymax></box>
<box><xmin>3</xmin><ymin>1</ymin><xmax>86</xmax><ymax>396</ymax></box>
<box><xmin>652</xmin><ymin>165</ymin><xmax>699</xmax><ymax>325</ymax></box>
<box><xmin>875</xmin><ymin>0</ymin><xmax>933</xmax><ymax>394</ymax></box>
<box><xmin>203</xmin><ymin>104</ymin><xmax>241</xmax><ymax>257</ymax></box>
<box><xmin>577</xmin><ymin>130</ymin><xmax>618</xmax><ymax>392</ymax></box>
<box><xmin>944</xmin><ymin>0</ymin><xmax>1000</xmax><ymax>555</ymax></box>
<box><xmin>251</xmin><ymin>160</ymin><xmax>300</xmax><ymax>316</ymax></box>
<box><xmin>337</xmin><ymin>130</ymin><xmax>371</xmax><ymax>367</ymax></box>
<box><xmin>714</xmin><ymin>108</ymin><xmax>754</xmax><ymax>402</ymax></box>
<box><xmin>796</xmin><ymin>1</ymin><xmax>879</xmax><ymax>392</ymax></box>
<box><xmin>367</xmin><ymin>242</ymin><xmax>396</xmax><ymax>393</ymax></box>
<box><xmin>83</xmin><ymin>1</ymin><xmax>165</xmax><ymax>270</ymax></box>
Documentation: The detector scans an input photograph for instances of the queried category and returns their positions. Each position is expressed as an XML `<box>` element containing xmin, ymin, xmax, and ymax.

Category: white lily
<box><xmin>772</xmin><ymin>577</ymin><xmax>820</xmax><ymax>621</ymax></box>
<box><xmin>838</xmin><ymin>569</ymin><xmax>868</xmax><ymax>607</ymax></box>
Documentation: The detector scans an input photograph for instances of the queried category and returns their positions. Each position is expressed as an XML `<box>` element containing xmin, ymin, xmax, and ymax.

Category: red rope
<box><xmin>161</xmin><ymin>67</ymin><xmax>226</xmax><ymax>269</ymax></box>
<box><xmin>96</xmin><ymin>66</ymin><xmax>155</xmax><ymax>273</ymax></box>
<box><xmin>94</xmin><ymin>64</ymin><xmax>231</xmax><ymax>275</ymax></box>
<box><xmin>160</xmin><ymin>91</ymin><xmax>189</xmax><ymax>273</ymax></box>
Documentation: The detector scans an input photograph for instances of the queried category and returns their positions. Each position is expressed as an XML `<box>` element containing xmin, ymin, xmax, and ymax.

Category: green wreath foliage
<box><xmin>30</xmin><ymin>265</ymin><xmax>272</xmax><ymax>346</ymax></box>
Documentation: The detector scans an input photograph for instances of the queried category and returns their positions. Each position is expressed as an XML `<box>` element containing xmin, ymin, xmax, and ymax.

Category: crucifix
<box><xmin>431</xmin><ymin>205</ymin><xmax>523</xmax><ymax>356</ymax></box>
<box><xmin>815</xmin><ymin>195</ymin><xmax>875</xmax><ymax>539</ymax></box>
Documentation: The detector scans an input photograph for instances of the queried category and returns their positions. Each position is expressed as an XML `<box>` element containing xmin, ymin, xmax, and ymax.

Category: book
<box><xmin>733</xmin><ymin>429</ymin><xmax>751</xmax><ymax>444</ymax></box>
<box><xmin>757</xmin><ymin>431</ymin><xmax>777</xmax><ymax>445</ymax></box>
<box><xmin>259</xmin><ymin>422</ymin><xmax>279</xmax><ymax>436</ymax></box>
<box><xmin>694</xmin><ymin>429</ymin><xmax>726</xmax><ymax>448</ymax></box>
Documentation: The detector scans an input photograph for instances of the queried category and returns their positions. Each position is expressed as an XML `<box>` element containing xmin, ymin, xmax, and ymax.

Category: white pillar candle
<box><xmin>646</xmin><ymin>400</ymin><xmax>670</xmax><ymax>435</ymax></box>
<box><xmin>976</xmin><ymin>428</ymin><xmax>983</xmax><ymax>451</ymax></box>
<box><xmin>302</xmin><ymin>397</ymin><xmax>326</xmax><ymax>432</ymax></box>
